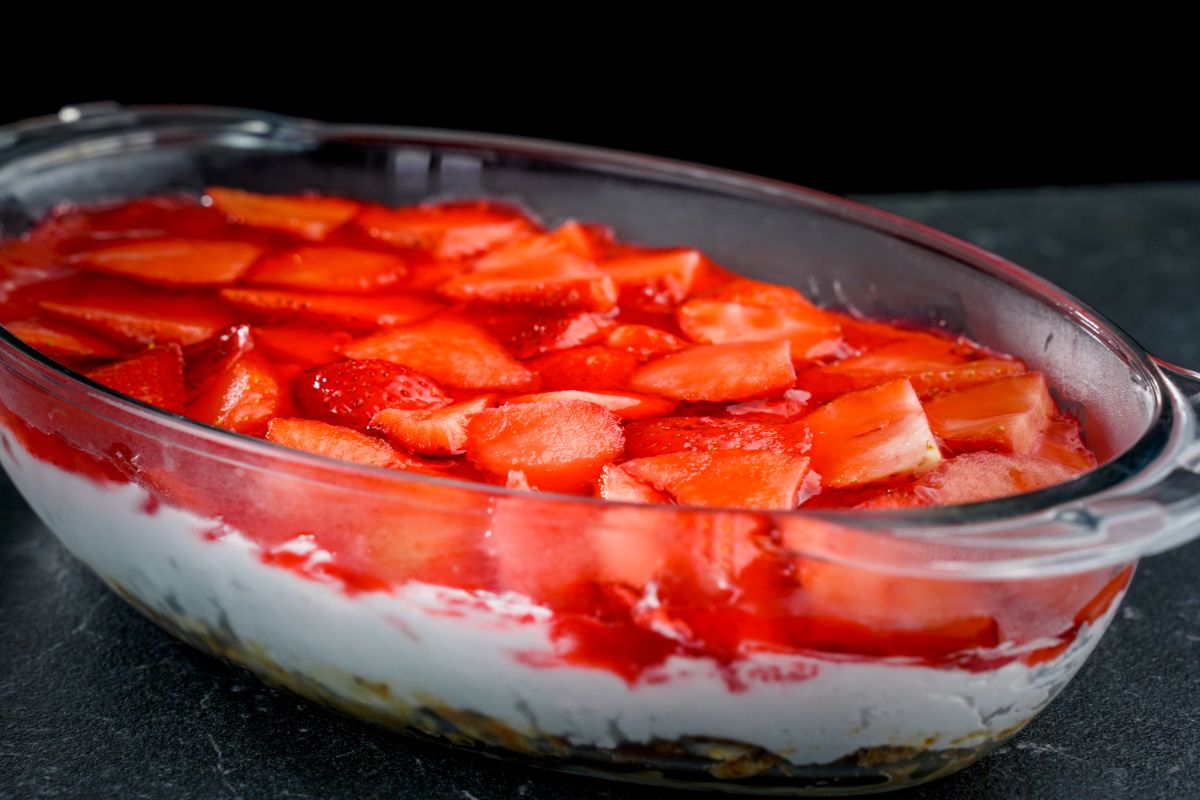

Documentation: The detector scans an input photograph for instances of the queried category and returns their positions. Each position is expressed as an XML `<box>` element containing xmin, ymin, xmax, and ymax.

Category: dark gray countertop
<box><xmin>3</xmin><ymin>183</ymin><xmax>1199</xmax><ymax>799</ymax></box>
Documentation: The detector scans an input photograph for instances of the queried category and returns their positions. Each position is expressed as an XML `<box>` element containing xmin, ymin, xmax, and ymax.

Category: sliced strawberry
<box><xmin>186</xmin><ymin>352</ymin><xmax>281</xmax><ymax>435</ymax></box>
<box><xmin>356</xmin><ymin>200</ymin><xmax>537</xmax><ymax>259</ymax></box>
<box><xmin>437</xmin><ymin>253</ymin><xmax>618</xmax><ymax>312</ymax></box>
<box><xmin>370</xmin><ymin>394</ymin><xmax>496</xmax><ymax>456</ymax></box>
<box><xmin>629</xmin><ymin>340</ymin><xmax>796</xmax><ymax>402</ymax></box>
<box><xmin>727</xmin><ymin>388</ymin><xmax>812</xmax><ymax>419</ymax></box>
<box><xmin>266</xmin><ymin>417</ymin><xmax>399</xmax><ymax>468</ymax></box>
<box><xmin>506</xmin><ymin>389</ymin><xmax>676</xmax><ymax>421</ymax></box>
<box><xmin>219</xmin><ymin>288</ymin><xmax>444</xmax><ymax>330</ymax></box>
<box><xmin>247</xmin><ymin>246</ymin><xmax>408</xmax><ymax>293</ymax></box>
<box><xmin>479</xmin><ymin>309</ymin><xmax>616</xmax><ymax>359</ymax></box>
<box><xmin>623</xmin><ymin>416</ymin><xmax>811</xmax><ymax>458</ymax></box>
<box><xmin>621</xmin><ymin>450</ymin><xmax>812</xmax><ymax>510</ymax></box>
<box><xmin>925</xmin><ymin>372</ymin><xmax>1056</xmax><ymax>455</ymax></box>
<box><xmin>527</xmin><ymin>346</ymin><xmax>640</xmax><ymax>391</ymax></box>
<box><xmin>605</xmin><ymin>324</ymin><xmax>687</xmax><ymax>359</ymax></box>
<box><xmin>595</xmin><ymin>463</ymin><xmax>672</xmax><ymax>503</ymax></box>
<box><xmin>3</xmin><ymin>318</ymin><xmax>125</xmax><ymax>360</ymax></box>
<box><xmin>70</xmin><ymin>239</ymin><xmax>262</xmax><ymax>286</ymax></box>
<box><xmin>913</xmin><ymin>452</ymin><xmax>1080</xmax><ymax>505</ymax></box>
<box><xmin>600</xmin><ymin>249</ymin><xmax>704</xmax><ymax>311</ymax></box>
<box><xmin>1037</xmin><ymin>417</ymin><xmax>1098</xmax><ymax>472</ymax></box>
<box><xmin>85</xmin><ymin>344</ymin><xmax>185</xmax><ymax>413</ymax></box>
<box><xmin>253</xmin><ymin>325</ymin><xmax>352</xmax><ymax>367</ymax></box>
<box><xmin>341</xmin><ymin>317</ymin><xmax>538</xmax><ymax>391</ymax></box>
<box><xmin>472</xmin><ymin>220</ymin><xmax>609</xmax><ymax>271</ymax></box>
<box><xmin>40</xmin><ymin>289</ymin><xmax>234</xmax><ymax>346</ymax></box>
<box><xmin>677</xmin><ymin>298</ymin><xmax>843</xmax><ymax>360</ymax></box>
<box><xmin>466</xmin><ymin>399</ymin><xmax>624</xmax><ymax>492</ymax></box>
<box><xmin>294</xmin><ymin>358</ymin><xmax>449</xmax><ymax>430</ymax></box>
<box><xmin>805</xmin><ymin>378</ymin><xmax>943</xmax><ymax>488</ymax></box>
<box><xmin>206</xmin><ymin>187</ymin><xmax>359</xmax><ymax>240</ymax></box>
<box><xmin>183</xmin><ymin>324</ymin><xmax>255</xmax><ymax>403</ymax></box>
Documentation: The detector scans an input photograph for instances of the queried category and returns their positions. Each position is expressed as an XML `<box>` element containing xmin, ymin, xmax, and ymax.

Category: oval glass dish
<box><xmin>1</xmin><ymin>105</ymin><xmax>1198</xmax><ymax>796</ymax></box>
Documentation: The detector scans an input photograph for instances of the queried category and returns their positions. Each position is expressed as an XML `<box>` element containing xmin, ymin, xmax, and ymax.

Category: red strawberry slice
<box><xmin>677</xmin><ymin>298</ymin><xmax>843</xmax><ymax>360</ymax></box>
<box><xmin>595</xmin><ymin>464</ymin><xmax>672</xmax><ymax>503</ymax></box>
<box><xmin>183</xmin><ymin>324</ymin><xmax>255</xmax><ymax>403</ymax></box>
<box><xmin>186</xmin><ymin>352</ymin><xmax>282</xmax><ymax>435</ymax></box>
<box><xmin>1036</xmin><ymin>417</ymin><xmax>1098</xmax><ymax>473</ymax></box>
<box><xmin>206</xmin><ymin>187</ymin><xmax>359</xmax><ymax>240</ymax></box>
<box><xmin>370</xmin><ymin>394</ymin><xmax>496</xmax><ymax>456</ymax></box>
<box><xmin>3</xmin><ymin>318</ymin><xmax>125</xmax><ymax>360</ymax></box>
<box><xmin>727</xmin><ymin>388</ymin><xmax>812</xmax><ymax>419</ymax></box>
<box><xmin>605</xmin><ymin>324</ymin><xmax>687</xmax><ymax>359</ymax></box>
<box><xmin>266</xmin><ymin>417</ymin><xmax>400</xmax><ymax>468</ymax></box>
<box><xmin>700</xmin><ymin>279</ymin><xmax>813</xmax><ymax>307</ymax></box>
<box><xmin>466</xmin><ymin>399</ymin><xmax>624</xmax><ymax>492</ymax></box>
<box><xmin>341</xmin><ymin>318</ymin><xmax>538</xmax><ymax>391</ymax></box>
<box><xmin>527</xmin><ymin>345</ymin><xmax>641</xmax><ymax>391</ymax></box>
<box><xmin>295</xmin><ymin>358</ymin><xmax>450</xmax><ymax>431</ymax></box>
<box><xmin>70</xmin><ymin>239</ymin><xmax>263</xmax><ymax>286</ymax></box>
<box><xmin>253</xmin><ymin>325</ymin><xmax>352</xmax><ymax>367</ymax></box>
<box><xmin>913</xmin><ymin>452</ymin><xmax>1080</xmax><ymax>505</ymax></box>
<box><xmin>924</xmin><ymin>372</ymin><xmax>1056</xmax><ymax>454</ymax></box>
<box><xmin>472</xmin><ymin>220</ymin><xmax>609</xmax><ymax>271</ymax></box>
<box><xmin>629</xmin><ymin>340</ymin><xmax>796</xmax><ymax>402</ymax></box>
<box><xmin>247</xmin><ymin>246</ymin><xmax>409</xmax><ymax>293</ymax></box>
<box><xmin>623</xmin><ymin>416</ymin><xmax>811</xmax><ymax>458</ymax></box>
<box><xmin>478</xmin><ymin>309</ymin><xmax>616</xmax><ymax>359</ymax></box>
<box><xmin>437</xmin><ymin>253</ymin><xmax>618</xmax><ymax>312</ymax></box>
<box><xmin>40</xmin><ymin>288</ymin><xmax>235</xmax><ymax>346</ymax></box>
<box><xmin>506</xmin><ymin>389</ymin><xmax>676</xmax><ymax>421</ymax></box>
<box><xmin>219</xmin><ymin>288</ymin><xmax>444</xmax><ymax>331</ymax></box>
<box><xmin>356</xmin><ymin>201</ymin><xmax>537</xmax><ymax>259</ymax></box>
<box><xmin>621</xmin><ymin>450</ymin><xmax>812</xmax><ymax>510</ymax></box>
<box><xmin>85</xmin><ymin>344</ymin><xmax>186</xmax><ymax>414</ymax></box>
<box><xmin>805</xmin><ymin>378</ymin><xmax>943</xmax><ymax>488</ymax></box>
<box><xmin>599</xmin><ymin>249</ymin><xmax>704</xmax><ymax>311</ymax></box>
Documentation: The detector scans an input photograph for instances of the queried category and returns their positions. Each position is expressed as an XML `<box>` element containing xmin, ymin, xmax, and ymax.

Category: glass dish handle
<box><xmin>1133</xmin><ymin>357</ymin><xmax>1200</xmax><ymax>556</ymax></box>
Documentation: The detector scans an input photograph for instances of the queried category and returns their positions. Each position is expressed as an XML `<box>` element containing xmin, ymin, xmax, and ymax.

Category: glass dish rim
<box><xmin>0</xmin><ymin>103</ymin><xmax>1195</xmax><ymax>575</ymax></box>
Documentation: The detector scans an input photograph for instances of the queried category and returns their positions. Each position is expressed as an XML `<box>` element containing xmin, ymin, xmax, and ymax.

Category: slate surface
<box><xmin>2</xmin><ymin>183</ymin><xmax>1198</xmax><ymax>799</ymax></box>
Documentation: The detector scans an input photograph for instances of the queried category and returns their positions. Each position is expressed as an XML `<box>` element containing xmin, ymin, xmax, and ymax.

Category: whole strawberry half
<box><xmin>294</xmin><ymin>358</ymin><xmax>450</xmax><ymax>430</ymax></box>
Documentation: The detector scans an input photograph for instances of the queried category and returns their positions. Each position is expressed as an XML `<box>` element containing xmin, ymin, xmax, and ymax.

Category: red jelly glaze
<box><xmin>0</xmin><ymin>192</ymin><xmax>1120</xmax><ymax>686</ymax></box>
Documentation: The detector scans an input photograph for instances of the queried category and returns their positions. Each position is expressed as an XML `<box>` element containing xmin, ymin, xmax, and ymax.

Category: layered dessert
<box><xmin>0</xmin><ymin>190</ymin><xmax>1132</xmax><ymax>791</ymax></box>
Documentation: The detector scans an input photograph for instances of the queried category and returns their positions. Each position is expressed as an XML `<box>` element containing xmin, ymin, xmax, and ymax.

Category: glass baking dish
<box><xmin>1</xmin><ymin>104</ymin><xmax>1197</xmax><ymax>795</ymax></box>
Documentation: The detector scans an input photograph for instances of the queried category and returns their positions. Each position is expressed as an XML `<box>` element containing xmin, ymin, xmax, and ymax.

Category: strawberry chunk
<box><xmin>70</xmin><ymin>239</ymin><xmax>262</xmax><ymax>286</ymax></box>
<box><xmin>370</xmin><ymin>395</ymin><xmax>496</xmax><ymax>456</ymax></box>
<box><xmin>677</xmin><ymin>298</ymin><xmax>843</xmax><ymax>360</ymax></box>
<box><xmin>356</xmin><ymin>201</ymin><xmax>537</xmax><ymax>259</ymax></box>
<box><xmin>466</xmin><ymin>399</ymin><xmax>624</xmax><ymax>492</ymax></box>
<box><xmin>805</xmin><ymin>378</ymin><xmax>943</xmax><ymax>488</ymax></box>
<box><xmin>605</xmin><ymin>324</ymin><xmax>687</xmax><ymax>359</ymax></box>
<box><xmin>253</xmin><ymin>325</ymin><xmax>352</xmax><ymax>367</ymax></box>
<box><xmin>913</xmin><ymin>452</ymin><xmax>1080</xmax><ymax>505</ymax></box>
<box><xmin>84</xmin><ymin>344</ymin><xmax>185</xmax><ymax>413</ymax></box>
<box><xmin>295</xmin><ymin>359</ymin><xmax>449</xmax><ymax>430</ymax></box>
<box><xmin>623</xmin><ymin>416</ymin><xmax>811</xmax><ymax>458</ymax></box>
<box><xmin>924</xmin><ymin>372</ymin><xmax>1056</xmax><ymax>454</ymax></box>
<box><xmin>629</xmin><ymin>340</ymin><xmax>796</xmax><ymax>402</ymax></box>
<box><xmin>266</xmin><ymin>417</ymin><xmax>399</xmax><ymax>468</ymax></box>
<box><xmin>506</xmin><ymin>390</ymin><xmax>676</xmax><ymax>421</ymax></box>
<box><xmin>621</xmin><ymin>450</ymin><xmax>812</xmax><ymax>510</ymax></box>
<box><xmin>701</xmin><ymin>279</ymin><xmax>811</xmax><ymax>307</ymax></box>
<box><xmin>438</xmin><ymin>253</ymin><xmax>618</xmax><ymax>312</ymax></box>
<box><xmin>186</xmin><ymin>352</ymin><xmax>282</xmax><ymax>435</ymax></box>
<box><xmin>1037</xmin><ymin>417</ymin><xmax>1098</xmax><ymax>472</ymax></box>
<box><xmin>341</xmin><ymin>318</ymin><xmax>538</xmax><ymax>391</ymax></box>
<box><xmin>527</xmin><ymin>346</ymin><xmax>640</xmax><ymax>391</ymax></box>
<box><xmin>247</xmin><ymin>246</ymin><xmax>408</xmax><ymax>293</ymax></box>
<box><xmin>183</xmin><ymin>324</ymin><xmax>255</xmax><ymax>403</ymax></box>
<box><xmin>595</xmin><ymin>464</ymin><xmax>672</xmax><ymax>503</ymax></box>
<box><xmin>600</xmin><ymin>249</ymin><xmax>704</xmax><ymax>311</ymax></box>
<box><xmin>479</xmin><ymin>309</ymin><xmax>616</xmax><ymax>359</ymax></box>
<box><xmin>219</xmin><ymin>288</ymin><xmax>444</xmax><ymax>331</ymax></box>
<box><xmin>3</xmin><ymin>318</ymin><xmax>124</xmax><ymax>360</ymax></box>
<box><xmin>206</xmin><ymin>187</ymin><xmax>359</xmax><ymax>240</ymax></box>
<box><xmin>40</xmin><ymin>289</ymin><xmax>234</xmax><ymax>346</ymax></box>
<box><xmin>472</xmin><ymin>220</ymin><xmax>609</xmax><ymax>271</ymax></box>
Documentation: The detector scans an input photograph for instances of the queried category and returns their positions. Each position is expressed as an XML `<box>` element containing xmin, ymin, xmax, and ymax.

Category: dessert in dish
<box><xmin>0</xmin><ymin>187</ymin><xmax>1136</xmax><ymax>791</ymax></box>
